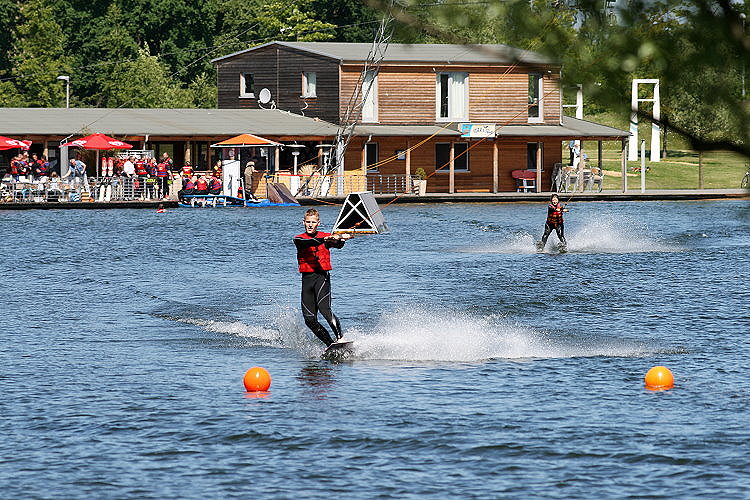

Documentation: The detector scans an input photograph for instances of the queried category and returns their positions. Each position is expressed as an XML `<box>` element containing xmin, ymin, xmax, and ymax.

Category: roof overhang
<box><xmin>496</xmin><ymin>116</ymin><xmax>629</xmax><ymax>139</ymax></box>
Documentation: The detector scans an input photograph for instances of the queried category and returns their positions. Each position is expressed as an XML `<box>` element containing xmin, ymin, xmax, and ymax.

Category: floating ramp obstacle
<box><xmin>332</xmin><ymin>192</ymin><xmax>388</xmax><ymax>234</ymax></box>
<box><xmin>266</xmin><ymin>183</ymin><xmax>299</xmax><ymax>205</ymax></box>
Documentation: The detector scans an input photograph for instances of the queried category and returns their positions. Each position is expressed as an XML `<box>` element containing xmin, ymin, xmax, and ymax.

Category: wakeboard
<box><xmin>321</xmin><ymin>341</ymin><xmax>355</xmax><ymax>361</ymax></box>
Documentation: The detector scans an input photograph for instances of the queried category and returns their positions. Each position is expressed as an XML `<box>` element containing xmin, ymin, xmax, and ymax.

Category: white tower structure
<box><xmin>629</xmin><ymin>79</ymin><xmax>661</xmax><ymax>162</ymax></box>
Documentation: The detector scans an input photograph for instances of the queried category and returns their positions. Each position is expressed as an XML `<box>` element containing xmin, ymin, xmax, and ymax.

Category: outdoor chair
<box><xmin>511</xmin><ymin>169</ymin><xmax>536</xmax><ymax>192</ymax></box>
<box><xmin>588</xmin><ymin>166</ymin><xmax>604</xmax><ymax>192</ymax></box>
<box><xmin>560</xmin><ymin>165</ymin><xmax>577</xmax><ymax>192</ymax></box>
<box><xmin>551</xmin><ymin>163</ymin><xmax>563</xmax><ymax>192</ymax></box>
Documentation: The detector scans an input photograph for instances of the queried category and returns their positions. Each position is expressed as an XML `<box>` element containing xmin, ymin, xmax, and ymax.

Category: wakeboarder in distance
<box><xmin>537</xmin><ymin>193</ymin><xmax>569</xmax><ymax>253</ymax></box>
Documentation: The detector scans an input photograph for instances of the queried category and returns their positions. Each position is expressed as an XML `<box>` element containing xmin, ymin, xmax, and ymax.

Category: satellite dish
<box><xmin>258</xmin><ymin>88</ymin><xmax>272</xmax><ymax>105</ymax></box>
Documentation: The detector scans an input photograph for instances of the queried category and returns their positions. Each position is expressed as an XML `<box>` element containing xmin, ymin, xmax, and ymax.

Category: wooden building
<box><xmin>212</xmin><ymin>42</ymin><xmax>629</xmax><ymax>193</ymax></box>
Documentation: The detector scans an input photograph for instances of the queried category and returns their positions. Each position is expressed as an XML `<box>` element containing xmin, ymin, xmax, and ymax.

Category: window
<box><xmin>527</xmin><ymin>142</ymin><xmax>544</xmax><ymax>171</ymax></box>
<box><xmin>435</xmin><ymin>142</ymin><xmax>469</xmax><ymax>172</ymax></box>
<box><xmin>240</xmin><ymin>73</ymin><xmax>254</xmax><ymax>98</ymax></box>
<box><xmin>365</xmin><ymin>143</ymin><xmax>379</xmax><ymax>172</ymax></box>
<box><xmin>436</xmin><ymin>72</ymin><xmax>468</xmax><ymax>120</ymax></box>
<box><xmin>528</xmin><ymin>73</ymin><xmax>542</xmax><ymax>122</ymax></box>
<box><xmin>362</xmin><ymin>70</ymin><xmax>377</xmax><ymax>122</ymax></box>
<box><xmin>302</xmin><ymin>72</ymin><xmax>317</xmax><ymax>98</ymax></box>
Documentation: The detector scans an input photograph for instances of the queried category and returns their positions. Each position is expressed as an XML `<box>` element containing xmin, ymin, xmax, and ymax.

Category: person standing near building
<box><xmin>293</xmin><ymin>208</ymin><xmax>352</xmax><ymax>347</ymax></box>
<box><xmin>155</xmin><ymin>160</ymin><xmax>169</xmax><ymax>199</ymax></box>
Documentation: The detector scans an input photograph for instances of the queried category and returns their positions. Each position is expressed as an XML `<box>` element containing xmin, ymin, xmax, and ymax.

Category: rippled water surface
<box><xmin>1</xmin><ymin>200</ymin><xmax>749</xmax><ymax>498</ymax></box>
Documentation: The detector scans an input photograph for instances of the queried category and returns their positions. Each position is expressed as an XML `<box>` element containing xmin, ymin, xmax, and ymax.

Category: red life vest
<box><xmin>182</xmin><ymin>165</ymin><xmax>193</xmax><ymax>176</ymax></box>
<box><xmin>10</xmin><ymin>160</ymin><xmax>19</xmax><ymax>174</ymax></box>
<box><xmin>135</xmin><ymin>162</ymin><xmax>147</xmax><ymax>176</ymax></box>
<box><xmin>156</xmin><ymin>163</ymin><xmax>168</xmax><ymax>177</ymax></box>
<box><xmin>196</xmin><ymin>179</ymin><xmax>208</xmax><ymax>190</ymax></box>
<box><xmin>185</xmin><ymin>180</ymin><xmax>196</xmax><ymax>190</ymax></box>
<box><xmin>209</xmin><ymin>177</ymin><xmax>221</xmax><ymax>190</ymax></box>
<box><xmin>295</xmin><ymin>232</ymin><xmax>332</xmax><ymax>272</ymax></box>
<box><xmin>547</xmin><ymin>202</ymin><xmax>564</xmax><ymax>225</ymax></box>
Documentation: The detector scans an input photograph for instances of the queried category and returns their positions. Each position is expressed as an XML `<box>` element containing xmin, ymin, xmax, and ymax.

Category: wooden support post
<box><xmin>597</xmin><ymin>140</ymin><xmax>603</xmax><ymax>169</ymax></box>
<box><xmin>274</xmin><ymin>146</ymin><xmax>280</xmax><ymax>186</ymax></box>
<box><xmin>405</xmin><ymin>139</ymin><xmax>412</xmax><ymax>193</ymax></box>
<box><xmin>405</xmin><ymin>139</ymin><xmax>411</xmax><ymax>177</ymax></box>
<box><xmin>449</xmin><ymin>142</ymin><xmax>455</xmax><ymax>194</ymax></box>
<box><xmin>205</xmin><ymin>141</ymin><xmax>211</xmax><ymax>172</ymax></box>
<box><xmin>361</xmin><ymin>139</ymin><xmax>366</xmax><ymax>173</ymax></box>
<box><xmin>535</xmin><ymin>142</ymin><xmax>542</xmax><ymax>193</ymax></box>
<box><xmin>492</xmin><ymin>139</ymin><xmax>498</xmax><ymax>193</ymax></box>
<box><xmin>184</xmin><ymin>141</ymin><xmax>191</xmax><ymax>165</ymax></box>
<box><xmin>621</xmin><ymin>138</ymin><xmax>628</xmax><ymax>193</ymax></box>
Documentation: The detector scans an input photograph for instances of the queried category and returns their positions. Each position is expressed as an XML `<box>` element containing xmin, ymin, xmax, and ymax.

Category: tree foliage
<box><xmin>370</xmin><ymin>0</ymin><xmax>750</xmax><ymax>156</ymax></box>
<box><xmin>1</xmin><ymin>0</ymin><xmax>749</xmax><ymax>159</ymax></box>
<box><xmin>0</xmin><ymin>0</ymin><xmax>348</xmax><ymax>108</ymax></box>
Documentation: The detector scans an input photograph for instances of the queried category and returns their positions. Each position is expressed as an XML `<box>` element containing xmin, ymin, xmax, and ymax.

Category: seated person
<box><xmin>208</xmin><ymin>174</ymin><xmax>222</xmax><ymax>195</ymax></box>
<box><xmin>194</xmin><ymin>175</ymin><xmax>209</xmax><ymax>195</ymax></box>
<box><xmin>179</xmin><ymin>175</ymin><xmax>197</xmax><ymax>202</ymax></box>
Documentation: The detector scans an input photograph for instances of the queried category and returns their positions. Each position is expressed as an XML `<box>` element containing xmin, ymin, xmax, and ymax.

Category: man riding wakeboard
<box><xmin>293</xmin><ymin>208</ymin><xmax>352</xmax><ymax>347</ymax></box>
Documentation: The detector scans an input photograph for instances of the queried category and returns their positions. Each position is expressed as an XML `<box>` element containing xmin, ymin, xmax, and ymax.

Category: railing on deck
<box><xmin>266</xmin><ymin>173</ymin><xmax>421</xmax><ymax>198</ymax></box>
<box><xmin>1</xmin><ymin>172</ymin><xmax>422</xmax><ymax>204</ymax></box>
<box><xmin>0</xmin><ymin>175</ymin><xmax>177</xmax><ymax>203</ymax></box>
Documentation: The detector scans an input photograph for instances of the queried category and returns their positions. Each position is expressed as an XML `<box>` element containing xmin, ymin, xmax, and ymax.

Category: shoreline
<box><xmin>0</xmin><ymin>189</ymin><xmax>746</xmax><ymax>210</ymax></box>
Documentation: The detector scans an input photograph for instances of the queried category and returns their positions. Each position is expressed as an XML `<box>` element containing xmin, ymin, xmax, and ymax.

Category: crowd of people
<box><xmin>6</xmin><ymin>152</ymin><xmax>52</xmax><ymax>182</ymax></box>
<box><xmin>2</xmin><ymin>150</ymin><xmax>266</xmax><ymax>203</ymax></box>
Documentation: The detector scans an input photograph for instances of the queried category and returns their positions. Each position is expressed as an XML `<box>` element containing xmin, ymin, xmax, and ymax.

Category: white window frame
<box><xmin>436</xmin><ymin>72</ymin><xmax>468</xmax><ymax>121</ymax></box>
<box><xmin>239</xmin><ymin>73</ymin><xmax>254</xmax><ymax>98</ymax></box>
<box><xmin>362</xmin><ymin>70</ymin><xmax>378</xmax><ymax>123</ymax></box>
<box><xmin>528</xmin><ymin>73</ymin><xmax>543</xmax><ymax>123</ymax></box>
<box><xmin>302</xmin><ymin>71</ymin><xmax>317</xmax><ymax>98</ymax></box>
<box><xmin>435</xmin><ymin>142</ymin><xmax>470</xmax><ymax>172</ymax></box>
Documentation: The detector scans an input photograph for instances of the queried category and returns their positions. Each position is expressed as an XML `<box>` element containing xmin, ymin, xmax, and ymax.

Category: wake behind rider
<box><xmin>293</xmin><ymin>208</ymin><xmax>352</xmax><ymax>347</ymax></box>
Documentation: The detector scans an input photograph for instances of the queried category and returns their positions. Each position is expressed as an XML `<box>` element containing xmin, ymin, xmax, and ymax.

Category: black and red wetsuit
<box><xmin>293</xmin><ymin>231</ymin><xmax>346</xmax><ymax>346</ymax></box>
<box><xmin>539</xmin><ymin>202</ymin><xmax>567</xmax><ymax>250</ymax></box>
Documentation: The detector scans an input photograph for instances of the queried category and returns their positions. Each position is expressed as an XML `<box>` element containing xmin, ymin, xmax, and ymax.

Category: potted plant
<box><xmin>413</xmin><ymin>168</ymin><xmax>427</xmax><ymax>196</ymax></box>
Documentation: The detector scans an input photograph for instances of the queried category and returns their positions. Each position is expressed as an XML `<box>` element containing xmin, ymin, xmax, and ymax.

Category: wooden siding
<box><xmin>344</xmin><ymin>136</ymin><xmax>563</xmax><ymax>192</ymax></box>
<box><xmin>339</xmin><ymin>64</ymin><xmax>562</xmax><ymax>126</ymax></box>
<box><xmin>216</xmin><ymin>45</ymin><xmax>340</xmax><ymax>123</ymax></box>
<box><xmin>542</xmin><ymin>73</ymin><xmax>561</xmax><ymax>124</ymax></box>
<box><xmin>469</xmin><ymin>69</ymin><xmax>528</xmax><ymax>125</ymax></box>
<box><xmin>340</xmin><ymin>67</ymin><xmax>438</xmax><ymax>124</ymax></box>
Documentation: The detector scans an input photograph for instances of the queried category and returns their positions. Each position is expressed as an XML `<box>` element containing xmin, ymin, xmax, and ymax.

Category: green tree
<box><xmin>186</xmin><ymin>72</ymin><xmax>218</xmax><ymax>108</ymax></box>
<box><xmin>73</xmin><ymin>3</ymin><xmax>140</xmax><ymax>106</ymax></box>
<box><xmin>214</xmin><ymin>0</ymin><xmax>336</xmax><ymax>57</ymax></box>
<box><xmin>0</xmin><ymin>0</ymin><xmax>19</xmax><ymax>75</ymax></box>
<box><xmin>8</xmin><ymin>0</ymin><xmax>72</xmax><ymax>107</ymax></box>
<box><xmin>370</xmin><ymin>0</ymin><xmax>750</xmax><ymax>158</ymax></box>
<box><xmin>100</xmin><ymin>46</ymin><xmax>190</xmax><ymax>107</ymax></box>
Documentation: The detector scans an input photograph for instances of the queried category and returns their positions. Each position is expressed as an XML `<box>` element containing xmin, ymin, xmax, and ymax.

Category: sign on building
<box><xmin>459</xmin><ymin>123</ymin><xmax>496</xmax><ymax>138</ymax></box>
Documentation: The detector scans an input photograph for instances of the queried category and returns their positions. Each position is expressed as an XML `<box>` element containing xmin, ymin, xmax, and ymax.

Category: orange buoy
<box><xmin>243</xmin><ymin>366</ymin><xmax>271</xmax><ymax>392</ymax></box>
<box><xmin>645</xmin><ymin>366</ymin><xmax>674</xmax><ymax>390</ymax></box>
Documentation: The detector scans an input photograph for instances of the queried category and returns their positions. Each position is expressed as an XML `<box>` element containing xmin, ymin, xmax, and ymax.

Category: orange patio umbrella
<box><xmin>211</xmin><ymin>133</ymin><xmax>282</xmax><ymax>148</ymax></box>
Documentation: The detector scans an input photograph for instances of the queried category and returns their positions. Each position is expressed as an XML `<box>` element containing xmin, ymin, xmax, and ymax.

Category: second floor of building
<box><xmin>213</xmin><ymin>41</ymin><xmax>562</xmax><ymax>127</ymax></box>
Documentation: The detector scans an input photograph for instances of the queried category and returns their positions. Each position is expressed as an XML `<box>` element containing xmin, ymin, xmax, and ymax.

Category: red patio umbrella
<box><xmin>0</xmin><ymin>136</ymin><xmax>31</xmax><ymax>151</ymax></box>
<box><xmin>63</xmin><ymin>133</ymin><xmax>133</xmax><ymax>176</ymax></box>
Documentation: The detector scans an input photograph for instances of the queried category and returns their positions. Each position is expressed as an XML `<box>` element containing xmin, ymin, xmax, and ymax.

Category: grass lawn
<box><xmin>596</xmin><ymin>150</ymin><xmax>749</xmax><ymax>190</ymax></box>
<box><xmin>576</xmin><ymin>112</ymin><xmax>749</xmax><ymax>190</ymax></box>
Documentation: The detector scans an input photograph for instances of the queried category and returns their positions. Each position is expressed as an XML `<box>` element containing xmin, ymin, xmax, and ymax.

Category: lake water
<box><xmin>1</xmin><ymin>200</ymin><xmax>749</xmax><ymax>498</ymax></box>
